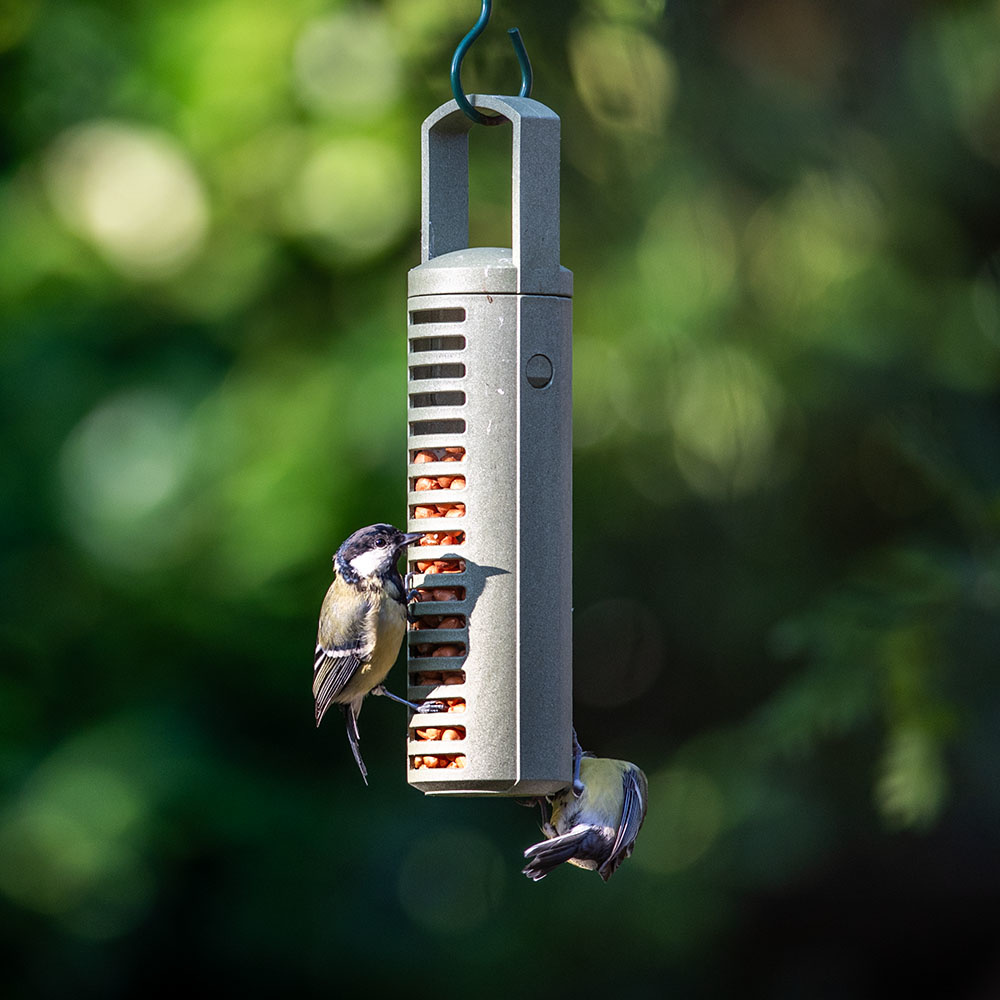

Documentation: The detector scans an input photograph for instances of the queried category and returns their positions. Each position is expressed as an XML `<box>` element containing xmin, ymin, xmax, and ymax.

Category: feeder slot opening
<box><xmin>413</xmin><ymin>503</ymin><xmax>466</xmax><ymax>521</ymax></box>
<box><xmin>409</xmin><ymin>612</ymin><xmax>467</xmax><ymax>630</ymax></box>
<box><xmin>410</xmin><ymin>335</ymin><xmax>467</xmax><ymax>352</ymax></box>
<box><xmin>410</xmin><ymin>307</ymin><xmax>467</xmax><ymax>325</ymax></box>
<box><xmin>410</xmin><ymin>363</ymin><xmax>466</xmax><ymax>381</ymax></box>
<box><xmin>410</xmin><ymin>669</ymin><xmax>467</xmax><ymax>686</ymax></box>
<box><xmin>410</xmin><ymin>390</ymin><xmax>466</xmax><ymax>408</ymax></box>
<box><xmin>412</xmin><ymin>446</ymin><xmax>466</xmax><ymax>463</ymax></box>
<box><xmin>411</xmin><ymin>725</ymin><xmax>467</xmax><ymax>742</ymax></box>
<box><xmin>410</xmin><ymin>641</ymin><xmax>467</xmax><ymax>658</ymax></box>
<box><xmin>412</xmin><ymin>559</ymin><xmax>466</xmax><ymax>574</ymax></box>
<box><xmin>411</xmin><ymin>753</ymin><xmax>467</xmax><ymax>770</ymax></box>
<box><xmin>410</xmin><ymin>418</ymin><xmax>466</xmax><ymax>436</ymax></box>
<box><xmin>412</xmin><ymin>472</ymin><xmax>467</xmax><ymax>491</ymax></box>
<box><xmin>413</xmin><ymin>586</ymin><xmax>466</xmax><ymax>603</ymax></box>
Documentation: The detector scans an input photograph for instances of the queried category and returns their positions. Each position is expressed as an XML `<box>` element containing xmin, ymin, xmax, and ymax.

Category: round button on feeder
<box><xmin>525</xmin><ymin>353</ymin><xmax>553</xmax><ymax>388</ymax></box>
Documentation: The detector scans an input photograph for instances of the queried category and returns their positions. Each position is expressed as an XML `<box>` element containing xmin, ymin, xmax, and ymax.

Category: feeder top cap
<box><xmin>409</xmin><ymin>246</ymin><xmax>572</xmax><ymax>298</ymax></box>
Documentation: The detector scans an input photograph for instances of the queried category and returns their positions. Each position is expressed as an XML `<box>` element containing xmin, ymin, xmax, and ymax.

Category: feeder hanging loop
<box><xmin>451</xmin><ymin>0</ymin><xmax>533</xmax><ymax>126</ymax></box>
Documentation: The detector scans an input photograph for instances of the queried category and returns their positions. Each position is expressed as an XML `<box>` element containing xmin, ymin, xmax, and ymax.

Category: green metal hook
<box><xmin>451</xmin><ymin>0</ymin><xmax>533</xmax><ymax>126</ymax></box>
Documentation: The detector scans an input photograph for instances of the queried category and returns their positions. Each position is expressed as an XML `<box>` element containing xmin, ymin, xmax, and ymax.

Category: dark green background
<box><xmin>3</xmin><ymin>0</ymin><xmax>1000</xmax><ymax>996</ymax></box>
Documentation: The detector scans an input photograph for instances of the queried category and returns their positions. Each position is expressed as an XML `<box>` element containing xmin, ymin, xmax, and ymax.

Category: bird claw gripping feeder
<box><xmin>405</xmin><ymin>2</ymin><xmax>573</xmax><ymax>796</ymax></box>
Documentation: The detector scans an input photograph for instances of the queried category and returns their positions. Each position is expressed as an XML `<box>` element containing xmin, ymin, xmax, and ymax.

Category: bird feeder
<box><xmin>404</xmin><ymin>93</ymin><xmax>573</xmax><ymax>796</ymax></box>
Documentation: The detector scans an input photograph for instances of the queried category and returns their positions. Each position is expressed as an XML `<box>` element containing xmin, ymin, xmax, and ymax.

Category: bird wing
<box><xmin>313</xmin><ymin>643</ymin><xmax>371</xmax><ymax>724</ymax></box>
<box><xmin>313</xmin><ymin>586</ymin><xmax>374</xmax><ymax>725</ymax></box>
<box><xmin>599</xmin><ymin>766</ymin><xmax>647</xmax><ymax>880</ymax></box>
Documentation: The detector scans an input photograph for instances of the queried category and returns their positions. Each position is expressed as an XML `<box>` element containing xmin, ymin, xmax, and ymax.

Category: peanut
<box><xmin>410</xmin><ymin>616</ymin><xmax>442</xmax><ymax>630</ymax></box>
<box><xmin>442</xmin><ymin>728</ymin><xmax>462</xmax><ymax>741</ymax></box>
<box><xmin>450</xmin><ymin>476</ymin><xmax>466</xmax><ymax>490</ymax></box>
<box><xmin>442</xmin><ymin>672</ymin><xmax>465</xmax><ymax>685</ymax></box>
<box><xmin>415</xmin><ymin>728</ymin><xmax>442</xmax><ymax>741</ymax></box>
<box><xmin>411</xmin><ymin>752</ymin><xmax>466</xmax><ymax>771</ymax></box>
<box><xmin>437</xmin><ymin>616</ymin><xmax>464</xmax><ymax>630</ymax></box>
<box><xmin>431</xmin><ymin>644</ymin><xmax>462</xmax><ymax>657</ymax></box>
<box><xmin>414</xmin><ymin>450</ymin><xmax>438</xmax><ymax>464</ymax></box>
<box><xmin>412</xmin><ymin>502</ymin><xmax>464</xmax><ymax>520</ymax></box>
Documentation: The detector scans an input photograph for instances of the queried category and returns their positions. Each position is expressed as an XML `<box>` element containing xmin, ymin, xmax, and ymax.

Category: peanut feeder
<box><xmin>405</xmin><ymin>94</ymin><xmax>573</xmax><ymax>796</ymax></box>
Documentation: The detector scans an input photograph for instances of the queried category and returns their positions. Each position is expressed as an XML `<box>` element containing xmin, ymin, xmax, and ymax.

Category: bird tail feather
<box><xmin>521</xmin><ymin>830</ymin><xmax>588</xmax><ymax>881</ymax></box>
<box><xmin>341</xmin><ymin>704</ymin><xmax>368</xmax><ymax>786</ymax></box>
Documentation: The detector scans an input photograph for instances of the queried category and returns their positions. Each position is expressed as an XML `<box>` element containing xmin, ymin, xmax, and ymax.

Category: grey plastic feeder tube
<box><xmin>405</xmin><ymin>96</ymin><xmax>573</xmax><ymax>796</ymax></box>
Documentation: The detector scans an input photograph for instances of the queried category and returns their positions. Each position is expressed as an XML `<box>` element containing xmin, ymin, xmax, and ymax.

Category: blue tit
<box><xmin>314</xmin><ymin>523</ymin><xmax>437</xmax><ymax>784</ymax></box>
<box><xmin>522</xmin><ymin>730</ymin><xmax>648</xmax><ymax>882</ymax></box>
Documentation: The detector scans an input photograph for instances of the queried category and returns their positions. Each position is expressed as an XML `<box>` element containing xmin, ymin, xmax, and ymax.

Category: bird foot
<box><xmin>371</xmin><ymin>685</ymin><xmax>445</xmax><ymax>715</ymax></box>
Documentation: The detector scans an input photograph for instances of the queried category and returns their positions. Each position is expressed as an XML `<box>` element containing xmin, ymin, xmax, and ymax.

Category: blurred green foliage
<box><xmin>3</xmin><ymin>0</ymin><xmax>1000</xmax><ymax>996</ymax></box>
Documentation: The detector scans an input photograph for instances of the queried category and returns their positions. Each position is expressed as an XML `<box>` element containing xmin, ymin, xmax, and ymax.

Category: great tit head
<box><xmin>334</xmin><ymin>523</ymin><xmax>422</xmax><ymax>582</ymax></box>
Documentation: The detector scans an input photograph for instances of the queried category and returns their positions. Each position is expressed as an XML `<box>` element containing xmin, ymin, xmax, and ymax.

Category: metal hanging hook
<box><xmin>451</xmin><ymin>0</ymin><xmax>533</xmax><ymax>126</ymax></box>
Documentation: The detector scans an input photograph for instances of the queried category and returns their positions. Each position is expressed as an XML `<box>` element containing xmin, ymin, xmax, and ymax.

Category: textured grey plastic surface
<box><xmin>405</xmin><ymin>96</ymin><xmax>573</xmax><ymax>796</ymax></box>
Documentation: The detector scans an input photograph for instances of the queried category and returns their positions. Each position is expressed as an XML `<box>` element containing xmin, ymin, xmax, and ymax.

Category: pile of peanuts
<box><xmin>412</xmin><ymin>448</ymin><xmax>467</xmax><ymax>574</ymax></box>
<box><xmin>413</xmin><ymin>549</ymin><xmax>465</xmax><ymax>575</ymax></box>
<box><xmin>414</xmin><ymin>445</ymin><xmax>465</xmax><ymax>469</ymax></box>
<box><xmin>411</xmin><ymin>613</ymin><xmax>464</xmax><ymax>647</ymax></box>
<box><xmin>411</xmin><ymin>670</ymin><xmax>465</xmax><ymax>687</ymax></box>
<box><xmin>414</xmin><ymin>586</ymin><xmax>464</xmax><ymax>602</ymax></box>
<box><xmin>412</xmin><ymin>446</ymin><xmax>466</xmax><ymax>498</ymax></box>
<box><xmin>411</xmin><ymin>753</ymin><xmax>467</xmax><ymax>769</ymax></box>
<box><xmin>409</xmin><ymin>447</ymin><xmax>468</xmax><ymax>773</ymax></box>
<box><xmin>409</xmin><ymin>613</ymin><xmax>465</xmax><ymax>632</ymax></box>
<box><xmin>410</xmin><ymin>612</ymin><xmax>466</xmax><ymax>683</ymax></box>
<box><xmin>411</xmin><ymin>697</ymin><xmax>466</xmax><ymax>767</ymax></box>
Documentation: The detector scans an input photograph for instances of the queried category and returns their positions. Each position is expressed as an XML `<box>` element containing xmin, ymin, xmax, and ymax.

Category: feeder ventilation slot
<box><xmin>410</xmin><ymin>307</ymin><xmax>467</xmax><ymax>325</ymax></box>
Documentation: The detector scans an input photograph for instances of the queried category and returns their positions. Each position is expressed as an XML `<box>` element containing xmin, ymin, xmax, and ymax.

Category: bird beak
<box><xmin>399</xmin><ymin>531</ymin><xmax>425</xmax><ymax>547</ymax></box>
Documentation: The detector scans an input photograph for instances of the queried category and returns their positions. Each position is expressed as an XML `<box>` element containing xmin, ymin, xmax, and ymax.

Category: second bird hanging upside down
<box><xmin>522</xmin><ymin>730</ymin><xmax>648</xmax><ymax>882</ymax></box>
<box><xmin>313</xmin><ymin>523</ymin><xmax>441</xmax><ymax>784</ymax></box>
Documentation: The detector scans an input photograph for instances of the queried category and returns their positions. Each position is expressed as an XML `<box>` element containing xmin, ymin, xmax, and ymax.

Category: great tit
<box><xmin>313</xmin><ymin>523</ymin><xmax>432</xmax><ymax>784</ymax></box>
<box><xmin>522</xmin><ymin>730</ymin><xmax>648</xmax><ymax>882</ymax></box>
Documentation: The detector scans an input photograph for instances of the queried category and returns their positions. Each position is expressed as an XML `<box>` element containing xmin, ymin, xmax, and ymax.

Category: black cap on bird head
<box><xmin>334</xmin><ymin>523</ymin><xmax>423</xmax><ymax>583</ymax></box>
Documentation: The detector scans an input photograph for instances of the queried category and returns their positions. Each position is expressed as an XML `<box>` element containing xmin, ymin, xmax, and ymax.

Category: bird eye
<box><xmin>374</xmin><ymin>536</ymin><xmax>387</xmax><ymax>547</ymax></box>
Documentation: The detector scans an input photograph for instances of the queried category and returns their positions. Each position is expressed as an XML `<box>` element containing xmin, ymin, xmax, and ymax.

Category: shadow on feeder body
<box><xmin>406</xmin><ymin>558</ymin><xmax>509</xmax><ymax>679</ymax></box>
<box><xmin>407</xmin><ymin>560</ymin><xmax>509</xmax><ymax>620</ymax></box>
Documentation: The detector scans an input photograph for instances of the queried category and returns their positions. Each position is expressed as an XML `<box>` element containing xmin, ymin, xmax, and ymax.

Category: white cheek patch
<box><xmin>350</xmin><ymin>547</ymin><xmax>389</xmax><ymax>579</ymax></box>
